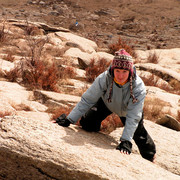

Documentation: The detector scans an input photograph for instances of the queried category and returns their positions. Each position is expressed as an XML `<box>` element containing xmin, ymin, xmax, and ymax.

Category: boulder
<box><xmin>64</xmin><ymin>48</ymin><xmax>97</xmax><ymax>68</ymax></box>
<box><xmin>146</xmin><ymin>86</ymin><xmax>180</xmax><ymax>110</ymax></box>
<box><xmin>156</xmin><ymin>114</ymin><xmax>180</xmax><ymax>131</ymax></box>
<box><xmin>136</xmin><ymin>63</ymin><xmax>180</xmax><ymax>83</ymax></box>
<box><xmin>64</xmin><ymin>48</ymin><xmax>113</xmax><ymax>69</ymax></box>
<box><xmin>0</xmin><ymin>81</ymin><xmax>48</xmax><ymax>113</ymax></box>
<box><xmin>55</xmin><ymin>32</ymin><xmax>97</xmax><ymax>53</ymax></box>
<box><xmin>33</xmin><ymin>90</ymin><xmax>81</xmax><ymax>107</ymax></box>
<box><xmin>135</xmin><ymin>48</ymin><xmax>180</xmax><ymax>72</ymax></box>
<box><xmin>8</xmin><ymin>19</ymin><xmax>70</xmax><ymax>33</ymax></box>
<box><xmin>0</xmin><ymin>116</ymin><xmax>179</xmax><ymax>179</ymax></box>
<box><xmin>0</xmin><ymin>59</ymin><xmax>14</xmax><ymax>73</ymax></box>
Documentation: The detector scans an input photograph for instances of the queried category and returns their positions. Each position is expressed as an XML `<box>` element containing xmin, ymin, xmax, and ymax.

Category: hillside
<box><xmin>0</xmin><ymin>0</ymin><xmax>179</xmax><ymax>50</ymax></box>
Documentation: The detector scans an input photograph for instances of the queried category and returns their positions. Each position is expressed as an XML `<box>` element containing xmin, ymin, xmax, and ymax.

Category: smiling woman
<box><xmin>114</xmin><ymin>69</ymin><xmax>129</xmax><ymax>85</ymax></box>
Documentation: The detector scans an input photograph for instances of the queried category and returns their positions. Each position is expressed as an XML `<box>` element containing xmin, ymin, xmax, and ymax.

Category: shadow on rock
<box><xmin>61</xmin><ymin>125</ymin><xmax>119</xmax><ymax>149</ymax></box>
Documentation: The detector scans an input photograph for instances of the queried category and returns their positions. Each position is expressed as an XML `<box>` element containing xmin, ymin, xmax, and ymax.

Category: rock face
<box><xmin>0</xmin><ymin>116</ymin><xmax>180</xmax><ymax>180</ymax></box>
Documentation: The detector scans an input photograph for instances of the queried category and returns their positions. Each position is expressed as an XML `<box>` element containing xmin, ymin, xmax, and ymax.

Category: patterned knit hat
<box><xmin>111</xmin><ymin>49</ymin><xmax>133</xmax><ymax>75</ymax></box>
<box><xmin>108</xmin><ymin>49</ymin><xmax>138</xmax><ymax>103</ymax></box>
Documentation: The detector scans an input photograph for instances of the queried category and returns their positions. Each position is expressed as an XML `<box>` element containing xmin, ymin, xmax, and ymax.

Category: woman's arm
<box><xmin>67</xmin><ymin>70</ymin><xmax>110</xmax><ymax>123</ymax></box>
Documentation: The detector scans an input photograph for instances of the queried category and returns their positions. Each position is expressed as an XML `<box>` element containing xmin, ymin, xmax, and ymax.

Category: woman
<box><xmin>55</xmin><ymin>49</ymin><xmax>156</xmax><ymax>162</ymax></box>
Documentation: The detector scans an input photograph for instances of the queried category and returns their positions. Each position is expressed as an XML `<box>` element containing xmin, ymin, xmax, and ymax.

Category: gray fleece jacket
<box><xmin>67</xmin><ymin>68</ymin><xmax>146</xmax><ymax>142</ymax></box>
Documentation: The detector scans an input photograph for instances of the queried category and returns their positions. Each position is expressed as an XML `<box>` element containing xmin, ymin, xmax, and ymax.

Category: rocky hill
<box><xmin>0</xmin><ymin>0</ymin><xmax>180</xmax><ymax>179</ymax></box>
<box><xmin>0</xmin><ymin>0</ymin><xmax>180</xmax><ymax>50</ymax></box>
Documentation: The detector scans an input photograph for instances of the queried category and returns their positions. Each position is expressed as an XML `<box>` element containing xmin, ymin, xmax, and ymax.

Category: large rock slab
<box><xmin>64</xmin><ymin>48</ymin><xmax>113</xmax><ymax>69</ymax></box>
<box><xmin>146</xmin><ymin>86</ymin><xmax>180</xmax><ymax>110</ymax></box>
<box><xmin>136</xmin><ymin>48</ymin><xmax>180</xmax><ymax>72</ymax></box>
<box><xmin>0</xmin><ymin>116</ymin><xmax>179</xmax><ymax>180</ymax></box>
<box><xmin>136</xmin><ymin>63</ymin><xmax>180</xmax><ymax>82</ymax></box>
<box><xmin>33</xmin><ymin>90</ymin><xmax>81</xmax><ymax>107</ymax></box>
<box><xmin>156</xmin><ymin>114</ymin><xmax>180</xmax><ymax>131</ymax></box>
<box><xmin>55</xmin><ymin>32</ymin><xmax>97</xmax><ymax>53</ymax></box>
<box><xmin>0</xmin><ymin>81</ymin><xmax>47</xmax><ymax>115</ymax></box>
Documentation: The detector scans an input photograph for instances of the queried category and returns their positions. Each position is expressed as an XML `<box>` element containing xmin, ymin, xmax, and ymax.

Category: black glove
<box><xmin>116</xmin><ymin>140</ymin><xmax>132</xmax><ymax>154</ymax></box>
<box><xmin>55</xmin><ymin>114</ymin><xmax>71</xmax><ymax>127</ymax></box>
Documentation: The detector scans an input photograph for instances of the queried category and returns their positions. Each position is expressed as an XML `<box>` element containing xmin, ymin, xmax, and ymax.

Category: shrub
<box><xmin>147</xmin><ymin>51</ymin><xmax>159</xmax><ymax>64</ymax></box>
<box><xmin>140</xmin><ymin>74</ymin><xmax>172</xmax><ymax>92</ymax></box>
<box><xmin>85</xmin><ymin>58</ymin><xmax>111</xmax><ymax>83</ymax></box>
<box><xmin>140</xmin><ymin>73</ymin><xmax>180</xmax><ymax>95</ymax></box>
<box><xmin>5</xmin><ymin>35</ymin><xmax>60</xmax><ymax>92</ymax></box>
<box><xmin>108</xmin><ymin>36</ymin><xmax>137</xmax><ymax>58</ymax></box>
<box><xmin>58</xmin><ymin>66</ymin><xmax>77</xmax><ymax>80</ymax></box>
<box><xmin>50</xmin><ymin>106</ymin><xmax>73</xmax><ymax>121</ymax></box>
<box><xmin>22</xmin><ymin>59</ymin><xmax>59</xmax><ymax>91</ymax></box>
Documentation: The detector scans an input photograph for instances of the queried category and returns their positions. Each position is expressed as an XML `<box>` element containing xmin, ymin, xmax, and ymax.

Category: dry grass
<box><xmin>25</xmin><ymin>25</ymin><xmax>44</xmax><ymax>36</ymax></box>
<box><xmin>45</xmin><ymin>46</ymin><xmax>69</xmax><ymax>57</ymax></box>
<box><xmin>168</xmin><ymin>79</ymin><xmax>180</xmax><ymax>95</ymax></box>
<box><xmin>72</xmin><ymin>85</ymin><xmax>89</xmax><ymax>96</ymax></box>
<box><xmin>140</xmin><ymin>74</ymin><xmax>172</xmax><ymax>91</ymax></box>
<box><xmin>143</xmin><ymin>97</ymin><xmax>172</xmax><ymax>121</ymax></box>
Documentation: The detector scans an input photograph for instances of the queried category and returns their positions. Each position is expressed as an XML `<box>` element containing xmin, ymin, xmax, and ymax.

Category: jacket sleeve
<box><xmin>67</xmin><ymin>71</ymin><xmax>109</xmax><ymax>123</ymax></box>
<box><xmin>120</xmin><ymin>77</ymin><xmax>146</xmax><ymax>142</ymax></box>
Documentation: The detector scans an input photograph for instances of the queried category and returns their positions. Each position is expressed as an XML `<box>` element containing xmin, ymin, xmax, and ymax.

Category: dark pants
<box><xmin>80</xmin><ymin>98</ymin><xmax>156</xmax><ymax>161</ymax></box>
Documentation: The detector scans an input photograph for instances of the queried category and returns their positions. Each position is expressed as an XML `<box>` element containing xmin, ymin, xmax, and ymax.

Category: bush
<box><xmin>50</xmin><ymin>106</ymin><xmax>73</xmax><ymax>121</ymax></box>
<box><xmin>5</xmin><ymin>35</ymin><xmax>60</xmax><ymax>92</ymax></box>
<box><xmin>85</xmin><ymin>58</ymin><xmax>111</xmax><ymax>83</ymax></box>
<box><xmin>108</xmin><ymin>36</ymin><xmax>137</xmax><ymax>57</ymax></box>
<box><xmin>22</xmin><ymin>59</ymin><xmax>59</xmax><ymax>91</ymax></box>
<box><xmin>58</xmin><ymin>66</ymin><xmax>77</xmax><ymax>80</ymax></box>
<box><xmin>147</xmin><ymin>51</ymin><xmax>159</xmax><ymax>64</ymax></box>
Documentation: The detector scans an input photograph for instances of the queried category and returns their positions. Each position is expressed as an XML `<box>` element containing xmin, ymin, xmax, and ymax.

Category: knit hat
<box><xmin>111</xmin><ymin>49</ymin><xmax>133</xmax><ymax>75</ymax></box>
<box><xmin>108</xmin><ymin>49</ymin><xmax>138</xmax><ymax>103</ymax></box>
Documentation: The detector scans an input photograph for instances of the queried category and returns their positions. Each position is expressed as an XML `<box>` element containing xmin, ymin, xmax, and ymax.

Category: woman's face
<box><xmin>114</xmin><ymin>69</ymin><xmax>129</xmax><ymax>84</ymax></box>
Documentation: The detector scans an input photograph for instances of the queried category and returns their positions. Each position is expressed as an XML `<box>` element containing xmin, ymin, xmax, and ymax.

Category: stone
<box><xmin>0</xmin><ymin>116</ymin><xmax>179</xmax><ymax>179</ymax></box>
<box><xmin>156</xmin><ymin>114</ymin><xmax>180</xmax><ymax>131</ymax></box>
<box><xmin>55</xmin><ymin>32</ymin><xmax>97</xmax><ymax>53</ymax></box>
